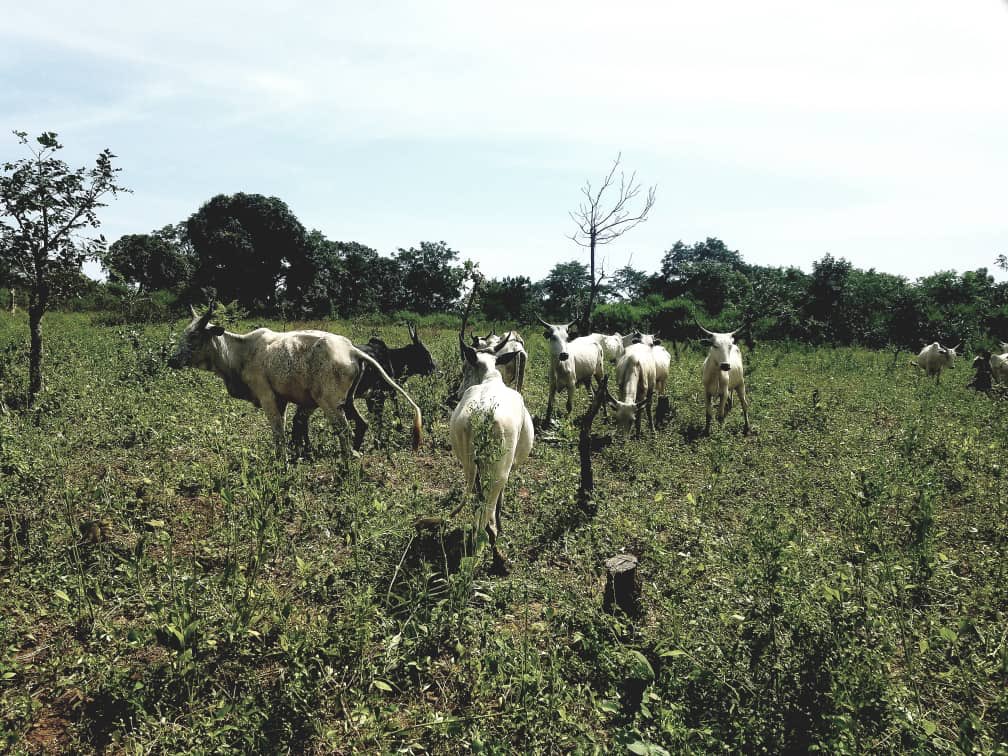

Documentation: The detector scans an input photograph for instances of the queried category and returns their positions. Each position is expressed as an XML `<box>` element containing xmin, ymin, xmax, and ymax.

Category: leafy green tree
<box><xmin>609</xmin><ymin>264</ymin><xmax>649</xmax><ymax>301</ymax></box>
<box><xmin>659</xmin><ymin>238</ymin><xmax>751</xmax><ymax>315</ymax></box>
<box><xmin>186</xmin><ymin>193</ymin><xmax>312</xmax><ymax>311</ymax></box>
<box><xmin>481</xmin><ymin>276</ymin><xmax>540</xmax><ymax>323</ymax></box>
<box><xmin>104</xmin><ymin>224</ymin><xmax>194</xmax><ymax>293</ymax></box>
<box><xmin>539</xmin><ymin>260</ymin><xmax>592</xmax><ymax>320</ymax></box>
<box><xmin>740</xmin><ymin>265</ymin><xmax>810</xmax><ymax>341</ymax></box>
<box><xmin>394</xmin><ymin>241</ymin><xmax>465</xmax><ymax>314</ymax></box>
<box><xmin>805</xmin><ymin>254</ymin><xmax>853</xmax><ymax>343</ymax></box>
<box><xmin>0</xmin><ymin>131</ymin><xmax>126</xmax><ymax>405</ymax></box>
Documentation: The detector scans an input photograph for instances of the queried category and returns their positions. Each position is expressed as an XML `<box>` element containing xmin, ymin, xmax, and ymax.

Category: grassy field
<box><xmin>1</xmin><ymin>311</ymin><xmax>1006</xmax><ymax>754</ymax></box>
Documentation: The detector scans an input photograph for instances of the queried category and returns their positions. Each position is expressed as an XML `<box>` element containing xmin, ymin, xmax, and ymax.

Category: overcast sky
<box><xmin>3</xmin><ymin>1</ymin><xmax>1007</xmax><ymax>283</ymax></box>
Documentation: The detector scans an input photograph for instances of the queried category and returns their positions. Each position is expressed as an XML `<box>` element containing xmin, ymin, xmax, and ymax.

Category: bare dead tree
<box><xmin>569</xmin><ymin>153</ymin><xmax>656</xmax><ymax>333</ymax></box>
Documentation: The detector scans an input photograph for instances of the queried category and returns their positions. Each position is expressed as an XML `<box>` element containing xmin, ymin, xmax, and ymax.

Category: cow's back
<box><xmin>251</xmin><ymin>330</ymin><xmax>358</xmax><ymax>406</ymax></box>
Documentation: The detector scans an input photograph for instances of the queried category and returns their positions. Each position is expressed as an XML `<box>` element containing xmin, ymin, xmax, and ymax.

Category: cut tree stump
<box><xmin>603</xmin><ymin>553</ymin><xmax>641</xmax><ymax>617</ymax></box>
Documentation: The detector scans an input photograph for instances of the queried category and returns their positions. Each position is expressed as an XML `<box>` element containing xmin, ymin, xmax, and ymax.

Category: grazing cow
<box><xmin>698</xmin><ymin>320</ymin><xmax>751</xmax><ymax>435</ymax></box>
<box><xmin>168</xmin><ymin>304</ymin><xmax>423</xmax><ymax>461</ymax></box>
<box><xmin>471</xmin><ymin>330</ymin><xmax>527</xmax><ymax>392</ymax></box>
<box><xmin>450</xmin><ymin>336</ymin><xmax>534</xmax><ymax>573</ymax></box>
<box><xmin>912</xmin><ymin>342</ymin><xmax>959</xmax><ymax>383</ymax></box>
<box><xmin>605</xmin><ymin>342</ymin><xmax>656</xmax><ymax>435</ymax></box>
<box><xmin>586</xmin><ymin>332</ymin><xmax>625</xmax><ymax>363</ymax></box>
<box><xmin>537</xmin><ymin>316</ymin><xmax>605</xmax><ymax>425</ymax></box>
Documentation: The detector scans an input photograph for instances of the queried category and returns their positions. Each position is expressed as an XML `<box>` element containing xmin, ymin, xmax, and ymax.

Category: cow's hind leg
<box><xmin>482</xmin><ymin>476</ymin><xmax>510</xmax><ymax>575</ymax></box>
<box><xmin>319</xmin><ymin>401</ymin><xmax>360</xmax><ymax>464</ymax></box>
<box><xmin>260</xmin><ymin>395</ymin><xmax>288</xmax><ymax>461</ymax></box>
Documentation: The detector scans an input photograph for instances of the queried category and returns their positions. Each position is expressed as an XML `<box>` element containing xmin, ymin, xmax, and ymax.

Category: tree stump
<box><xmin>603</xmin><ymin>553</ymin><xmax>640</xmax><ymax>617</ymax></box>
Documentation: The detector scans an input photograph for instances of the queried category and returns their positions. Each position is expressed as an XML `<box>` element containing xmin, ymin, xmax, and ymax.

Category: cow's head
<box><xmin>538</xmin><ymin>316</ymin><xmax>576</xmax><ymax>361</ymax></box>
<box><xmin>697</xmin><ymin>319</ymin><xmax>739</xmax><ymax>372</ymax></box>
<box><xmin>401</xmin><ymin>321</ymin><xmax>437</xmax><ymax>376</ymax></box>
<box><xmin>168</xmin><ymin>303</ymin><xmax>224</xmax><ymax>370</ymax></box>
<box><xmin>631</xmin><ymin>331</ymin><xmax>660</xmax><ymax>347</ymax></box>
<box><xmin>458</xmin><ymin>333</ymin><xmax>521</xmax><ymax>394</ymax></box>
<box><xmin>938</xmin><ymin>343</ymin><xmax>960</xmax><ymax>367</ymax></box>
<box><xmin>605</xmin><ymin>386</ymin><xmax>647</xmax><ymax>433</ymax></box>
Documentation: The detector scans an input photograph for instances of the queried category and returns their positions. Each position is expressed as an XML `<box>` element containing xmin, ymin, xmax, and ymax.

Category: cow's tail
<box><xmin>351</xmin><ymin>347</ymin><xmax>423</xmax><ymax>449</ymax></box>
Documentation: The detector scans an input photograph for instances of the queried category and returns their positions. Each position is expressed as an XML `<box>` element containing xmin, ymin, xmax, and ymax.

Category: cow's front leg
<box><xmin>544</xmin><ymin>374</ymin><xmax>557</xmax><ymax>426</ymax></box>
<box><xmin>646</xmin><ymin>388</ymin><xmax>655</xmax><ymax>433</ymax></box>
<box><xmin>291</xmin><ymin>406</ymin><xmax>313</xmax><ymax>456</ymax></box>
<box><xmin>259</xmin><ymin>395</ymin><xmax>288</xmax><ymax>460</ymax></box>
<box><xmin>736</xmin><ymin>382</ymin><xmax>752</xmax><ymax>435</ymax></box>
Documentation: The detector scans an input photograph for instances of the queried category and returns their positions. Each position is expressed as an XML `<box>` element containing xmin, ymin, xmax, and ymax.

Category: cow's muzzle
<box><xmin>559</xmin><ymin>352</ymin><xmax>569</xmax><ymax>361</ymax></box>
<box><xmin>719</xmin><ymin>362</ymin><xmax>730</xmax><ymax>372</ymax></box>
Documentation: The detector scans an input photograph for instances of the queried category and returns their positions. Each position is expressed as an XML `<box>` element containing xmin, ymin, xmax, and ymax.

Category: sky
<box><xmin>3</xmin><ymin>1</ymin><xmax>1007</xmax><ymax>284</ymax></box>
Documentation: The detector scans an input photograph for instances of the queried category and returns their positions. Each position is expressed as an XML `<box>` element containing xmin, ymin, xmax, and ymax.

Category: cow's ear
<box><xmin>496</xmin><ymin>351</ymin><xmax>520</xmax><ymax>367</ymax></box>
<box><xmin>207</xmin><ymin>325</ymin><xmax>225</xmax><ymax>336</ymax></box>
<box><xmin>652</xmin><ymin>337</ymin><xmax>662</xmax><ymax>346</ymax></box>
<box><xmin>461</xmin><ymin>342</ymin><xmax>478</xmax><ymax>366</ymax></box>
<box><xmin>542</xmin><ymin>330</ymin><xmax>552</xmax><ymax>340</ymax></box>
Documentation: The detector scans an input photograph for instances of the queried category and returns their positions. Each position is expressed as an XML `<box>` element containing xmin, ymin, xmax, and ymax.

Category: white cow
<box><xmin>698</xmin><ymin>321</ymin><xmax>751</xmax><ymax>435</ymax></box>
<box><xmin>450</xmin><ymin>337</ymin><xmax>534</xmax><ymax>573</ymax></box>
<box><xmin>471</xmin><ymin>331</ymin><xmax>527</xmax><ymax>392</ymax></box>
<box><xmin>168</xmin><ymin>304</ymin><xmax>423</xmax><ymax>461</ymax></box>
<box><xmin>991</xmin><ymin>342</ymin><xmax>1008</xmax><ymax>385</ymax></box>
<box><xmin>537</xmin><ymin>317</ymin><xmax>605</xmax><ymax>425</ymax></box>
<box><xmin>586</xmin><ymin>332</ymin><xmax>625</xmax><ymax>363</ymax></box>
<box><xmin>606</xmin><ymin>342</ymin><xmax>656</xmax><ymax>435</ymax></box>
<box><xmin>912</xmin><ymin>342</ymin><xmax>959</xmax><ymax>383</ymax></box>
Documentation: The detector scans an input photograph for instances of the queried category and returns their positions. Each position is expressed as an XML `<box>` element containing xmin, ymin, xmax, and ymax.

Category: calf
<box><xmin>450</xmin><ymin>336</ymin><xmax>534</xmax><ymax>573</ymax></box>
<box><xmin>538</xmin><ymin>316</ymin><xmax>605</xmax><ymax>425</ymax></box>
<box><xmin>606</xmin><ymin>342</ymin><xmax>656</xmax><ymax>435</ymax></box>
<box><xmin>168</xmin><ymin>304</ymin><xmax>423</xmax><ymax>461</ymax></box>
<box><xmin>698</xmin><ymin>320</ymin><xmax>751</xmax><ymax>435</ymax></box>
<box><xmin>912</xmin><ymin>342</ymin><xmax>959</xmax><ymax>384</ymax></box>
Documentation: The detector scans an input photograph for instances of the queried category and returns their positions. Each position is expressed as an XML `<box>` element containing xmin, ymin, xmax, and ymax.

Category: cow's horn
<box><xmin>536</xmin><ymin>315</ymin><xmax>553</xmax><ymax>328</ymax></box>
<box><xmin>694</xmin><ymin>317</ymin><xmax>716</xmax><ymax>336</ymax></box>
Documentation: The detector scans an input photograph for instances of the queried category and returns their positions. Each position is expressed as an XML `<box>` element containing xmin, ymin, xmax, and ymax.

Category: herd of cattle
<box><xmin>166</xmin><ymin>304</ymin><xmax>1007</xmax><ymax>570</ymax></box>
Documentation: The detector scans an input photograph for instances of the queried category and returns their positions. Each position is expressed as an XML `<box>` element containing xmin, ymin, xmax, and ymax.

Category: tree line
<box><xmin>92</xmin><ymin>197</ymin><xmax>1008</xmax><ymax>354</ymax></box>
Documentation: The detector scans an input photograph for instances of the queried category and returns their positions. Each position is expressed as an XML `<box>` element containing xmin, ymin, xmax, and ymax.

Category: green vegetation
<box><xmin>1</xmin><ymin>312</ymin><xmax>1005</xmax><ymax>753</ymax></box>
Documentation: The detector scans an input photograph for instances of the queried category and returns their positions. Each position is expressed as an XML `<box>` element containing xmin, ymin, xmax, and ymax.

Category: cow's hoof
<box><xmin>490</xmin><ymin>550</ymin><xmax>512</xmax><ymax>576</ymax></box>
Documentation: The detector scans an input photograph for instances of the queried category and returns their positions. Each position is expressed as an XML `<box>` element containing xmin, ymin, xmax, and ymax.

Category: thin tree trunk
<box><xmin>27</xmin><ymin>298</ymin><xmax>45</xmax><ymax>406</ymax></box>
<box><xmin>8</xmin><ymin>289</ymin><xmax>14</xmax><ymax>314</ymax></box>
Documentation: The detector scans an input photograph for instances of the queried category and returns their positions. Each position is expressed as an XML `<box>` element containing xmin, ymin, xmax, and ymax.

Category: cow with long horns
<box><xmin>538</xmin><ymin>316</ymin><xmax>605</xmax><ymax>426</ymax></box>
<box><xmin>697</xmin><ymin>319</ymin><xmax>751</xmax><ymax>435</ymax></box>
<box><xmin>168</xmin><ymin>303</ymin><xmax>423</xmax><ymax>461</ymax></box>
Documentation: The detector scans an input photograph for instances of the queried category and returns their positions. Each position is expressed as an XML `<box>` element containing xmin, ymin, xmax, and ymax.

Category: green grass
<box><xmin>1</xmin><ymin>311</ymin><xmax>1006</xmax><ymax>753</ymax></box>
